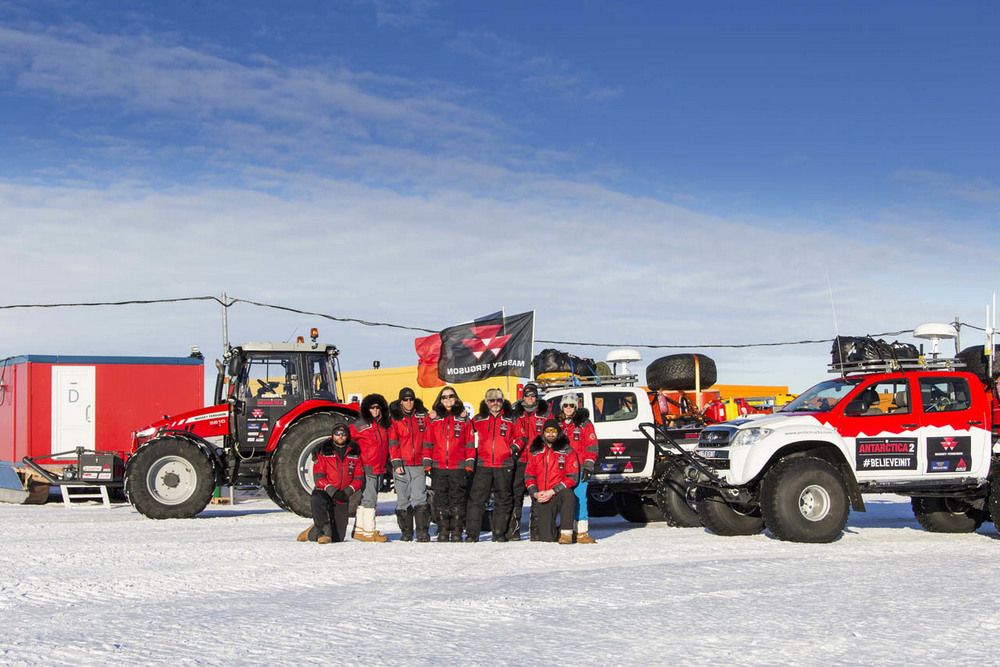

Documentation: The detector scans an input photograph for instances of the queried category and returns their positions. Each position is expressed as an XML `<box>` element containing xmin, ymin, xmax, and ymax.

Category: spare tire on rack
<box><xmin>646</xmin><ymin>354</ymin><xmax>717</xmax><ymax>391</ymax></box>
<box><xmin>957</xmin><ymin>345</ymin><xmax>1000</xmax><ymax>383</ymax></box>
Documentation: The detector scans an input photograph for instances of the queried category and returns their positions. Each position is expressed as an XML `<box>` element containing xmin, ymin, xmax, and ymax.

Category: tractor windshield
<box><xmin>780</xmin><ymin>378</ymin><xmax>860</xmax><ymax>413</ymax></box>
<box><xmin>306</xmin><ymin>353</ymin><xmax>339</xmax><ymax>401</ymax></box>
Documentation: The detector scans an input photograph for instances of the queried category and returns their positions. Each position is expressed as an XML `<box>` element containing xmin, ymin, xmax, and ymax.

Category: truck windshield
<box><xmin>780</xmin><ymin>378</ymin><xmax>860</xmax><ymax>413</ymax></box>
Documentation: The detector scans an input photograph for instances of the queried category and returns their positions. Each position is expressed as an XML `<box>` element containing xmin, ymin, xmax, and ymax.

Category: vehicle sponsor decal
<box><xmin>855</xmin><ymin>437</ymin><xmax>917</xmax><ymax>471</ymax></box>
<box><xmin>610</xmin><ymin>443</ymin><xmax>626</xmax><ymax>455</ymax></box>
<box><xmin>926</xmin><ymin>435</ymin><xmax>971</xmax><ymax>474</ymax></box>
<box><xmin>182</xmin><ymin>410</ymin><xmax>228</xmax><ymax>424</ymax></box>
<box><xmin>257</xmin><ymin>399</ymin><xmax>286</xmax><ymax>407</ymax></box>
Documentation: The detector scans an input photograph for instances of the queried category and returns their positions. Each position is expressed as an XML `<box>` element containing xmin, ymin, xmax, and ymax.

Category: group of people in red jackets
<box><xmin>297</xmin><ymin>382</ymin><xmax>599</xmax><ymax>545</ymax></box>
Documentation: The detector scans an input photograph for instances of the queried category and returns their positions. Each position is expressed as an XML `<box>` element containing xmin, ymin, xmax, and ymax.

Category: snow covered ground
<box><xmin>3</xmin><ymin>494</ymin><xmax>998</xmax><ymax>666</ymax></box>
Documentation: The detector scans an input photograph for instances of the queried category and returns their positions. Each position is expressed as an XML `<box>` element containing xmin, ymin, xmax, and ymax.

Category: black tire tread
<box><xmin>696</xmin><ymin>487</ymin><xmax>765</xmax><ymax>536</ymax></box>
<box><xmin>125</xmin><ymin>436</ymin><xmax>216</xmax><ymax>519</ymax></box>
<box><xmin>760</xmin><ymin>456</ymin><xmax>849</xmax><ymax>543</ymax></box>
<box><xmin>911</xmin><ymin>496</ymin><xmax>985</xmax><ymax>533</ymax></box>
<box><xmin>646</xmin><ymin>354</ymin><xmax>717</xmax><ymax>392</ymax></box>
<box><xmin>615</xmin><ymin>492</ymin><xmax>666</xmax><ymax>524</ymax></box>
<box><xmin>654</xmin><ymin>459</ymin><xmax>701</xmax><ymax>528</ymax></box>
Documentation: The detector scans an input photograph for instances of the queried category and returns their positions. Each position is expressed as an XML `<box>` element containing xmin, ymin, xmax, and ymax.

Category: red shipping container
<box><xmin>0</xmin><ymin>355</ymin><xmax>203</xmax><ymax>463</ymax></box>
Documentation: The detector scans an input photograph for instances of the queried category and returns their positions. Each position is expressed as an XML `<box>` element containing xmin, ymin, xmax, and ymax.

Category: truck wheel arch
<box><xmin>756</xmin><ymin>441</ymin><xmax>865</xmax><ymax>512</ymax></box>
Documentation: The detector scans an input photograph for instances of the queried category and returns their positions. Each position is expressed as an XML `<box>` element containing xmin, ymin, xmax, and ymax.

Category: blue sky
<box><xmin>1</xmin><ymin>0</ymin><xmax>998</xmax><ymax>392</ymax></box>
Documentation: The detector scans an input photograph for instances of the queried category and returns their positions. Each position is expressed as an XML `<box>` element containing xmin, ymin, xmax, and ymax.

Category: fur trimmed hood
<box><xmin>317</xmin><ymin>439</ymin><xmax>360</xmax><ymax>459</ymax></box>
<box><xmin>513</xmin><ymin>398</ymin><xmax>549</xmax><ymax>419</ymax></box>
<box><xmin>389</xmin><ymin>398</ymin><xmax>428</xmax><ymax>420</ymax></box>
<box><xmin>529</xmin><ymin>431</ymin><xmax>571</xmax><ymax>455</ymax></box>
<box><xmin>558</xmin><ymin>407</ymin><xmax>591</xmax><ymax>427</ymax></box>
<box><xmin>476</xmin><ymin>399</ymin><xmax>514</xmax><ymax>419</ymax></box>
<box><xmin>359</xmin><ymin>393</ymin><xmax>391</xmax><ymax>428</ymax></box>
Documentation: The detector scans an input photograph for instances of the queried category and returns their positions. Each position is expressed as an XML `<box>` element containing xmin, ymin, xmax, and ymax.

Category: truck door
<box><xmin>916</xmin><ymin>375</ymin><xmax>990</xmax><ymax>479</ymax></box>
<box><xmin>840</xmin><ymin>377</ymin><xmax>923</xmax><ymax>481</ymax></box>
<box><xmin>590</xmin><ymin>389</ymin><xmax>652</xmax><ymax>479</ymax></box>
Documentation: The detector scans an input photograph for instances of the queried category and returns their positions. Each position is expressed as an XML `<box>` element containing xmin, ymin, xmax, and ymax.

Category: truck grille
<box><xmin>698</xmin><ymin>427</ymin><xmax>734</xmax><ymax>448</ymax></box>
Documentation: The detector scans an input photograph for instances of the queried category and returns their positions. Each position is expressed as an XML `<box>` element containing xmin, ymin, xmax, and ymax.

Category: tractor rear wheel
<box><xmin>125</xmin><ymin>437</ymin><xmax>216</xmax><ymax>519</ymax></box>
<box><xmin>270</xmin><ymin>412</ymin><xmax>349</xmax><ymax>517</ymax></box>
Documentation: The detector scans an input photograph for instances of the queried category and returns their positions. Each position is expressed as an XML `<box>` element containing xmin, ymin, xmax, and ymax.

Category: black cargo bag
<box><xmin>831</xmin><ymin>336</ymin><xmax>919</xmax><ymax>365</ymax></box>
<box><xmin>532</xmin><ymin>349</ymin><xmax>598</xmax><ymax>378</ymax></box>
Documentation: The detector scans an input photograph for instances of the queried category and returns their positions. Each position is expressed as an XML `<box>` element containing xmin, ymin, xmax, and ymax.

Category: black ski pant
<box><xmin>532</xmin><ymin>488</ymin><xmax>576</xmax><ymax>542</ymax></box>
<box><xmin>508</xmin><ymin>461</ymin><xmax>527</xmax><ymax>536</ymax></box>
<box><xmin>431</xmin><ymin>468</ymin><xmax>468</xmax><ymax>531</ymax></box>
<box><xmin>311</xmin><ymin>489</ymin><xmax>350</xmax><ymax>542</ymax></box>
<box><xmin>466</xmin><ymin>465</ymin><xmax>513</xmax><ymax>538</ymax></box>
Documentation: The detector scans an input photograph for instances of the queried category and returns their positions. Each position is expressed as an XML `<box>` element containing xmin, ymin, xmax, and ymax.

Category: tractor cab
<box><xmin>221</xmin><ymin>342</ymin><xmax>344</xmax><ymax>456</ymax></box>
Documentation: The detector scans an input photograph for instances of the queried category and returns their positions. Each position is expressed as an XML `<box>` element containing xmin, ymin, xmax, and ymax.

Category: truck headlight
<box><xmin>730</xmin><ymin>427</ymin><xmax>772</xmax><ymax>448</ymax></box>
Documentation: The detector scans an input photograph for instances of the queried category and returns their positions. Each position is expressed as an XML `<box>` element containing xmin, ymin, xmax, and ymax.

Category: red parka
<box><xmin>350</xmin><ymin>394</ymin><xmax>391</xmax><ymax>474</ymax></box>
<box><xmin>512</xmin><ymin>398</ymin><xmax>550</xmax><ymax>463</ymax></box>
<box><xmin>525</xmin><ymin>433</ymin><xmax>580</xmax><ymax>495</ymax></box>
<box><xmin>471</xmin><ymin>400</ymin><xmax>520</xmax><ymax>468</ymax></box>
<box><xmin>426</xmin><ymin>408</ymin><xmax>475</xmax><ymax>470</ymax></box>
<box><xmin>388</xmin><ymin>398</ymin><xmax>430</xmax><ymax>468</ymax></box>
<box><xmin>557</xmin><ymin>408</ymin><xmax>599</xmax><ymax>473</ymax></box>
<box><xmin>313</xmin><ymin>442</ymin><xmax>364</xmax><ymax>503</ymax></box>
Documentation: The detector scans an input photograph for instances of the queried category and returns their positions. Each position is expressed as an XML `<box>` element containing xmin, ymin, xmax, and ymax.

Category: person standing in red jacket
<box><xmin>466</xmin><ymin>388</ymin><xmax>520</xmax><ymax>542</ymax></box>
<box><xmin>297</xmin><ymin>422</ymin><xmax>363</xmax><ymax>543</ymax></box>
<box><xmin>350</xmin><ymin>393</ymin><xmax>391</xmax><ymax>543</ymax></box>
<box><xmin>509</xmin><ymin>382</ymin><xmax>549</xmax><ymax>540</ymax></box>
<box><xmin>556</xmin><ymin>393</ymin><xmax>599</xmax><ymax>544</ymax></box>
<box><xmin>425</xmin><ymin>386</ymin><xmax>474</xmax><ymax>542</ymax></box>
<box><xmin>525</xmin><ymin>418</ymin><xmax>580</xmax><ymax>544</ymax></box>
<box><xmin>388</xmin><ymin>387</ymin><xmax>432</xmax><ymax>542</ymax></box>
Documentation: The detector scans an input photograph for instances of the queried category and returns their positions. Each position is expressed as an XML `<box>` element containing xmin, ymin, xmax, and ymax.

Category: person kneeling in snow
<box><xmin>297</xmin><ymin>423</ymin><xmax>363</xmax><ymax>544</ymax></box>
<box><xmin>525</xmin><ymin>419</ymin><xmax>581</xmax><ymax>544</ymax></box>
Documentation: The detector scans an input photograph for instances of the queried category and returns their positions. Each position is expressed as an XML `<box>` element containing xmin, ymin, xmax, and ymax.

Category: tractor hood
<box><xmin>133</xmin><ymin>404</ymin><xmax>230</xmax><ymax>446</ymax></box>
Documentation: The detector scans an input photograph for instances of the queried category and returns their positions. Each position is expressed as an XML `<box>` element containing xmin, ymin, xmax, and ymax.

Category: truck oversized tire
<box><xmin>695</xmin><ymin>487</ymin><xmax>764</xmax><ymax>536</ymax></box>
<box><xmin>587</xmin><ymin>487</ymin><xmax>619</xmax><ymax>517</ymax></box>
<box><xmin>645</xmin><ymin>354</ymin><xmax>717</xmax><ymax>391</ymax></box>
<box><xmin>957</xmin><ymin>345</ymin><xmax>1000</xmax><ymax>383</ymax></box>
<box><xmin>615</xmin><ymin>492</ymin><xmax>666</xmax><ymax>523</ymax></box>
<box><xmin>912</xmin><ymin>496</ymin><xmax>986</xmax><ymax>533</ymax></box>
<box><xmin>270</xmin><ymin>412</ymin><xmax>349</xmax><ymax>518</ymax></box>
<box><xmin>654</xmin><ymin>460</ymin><xmax>701</xmax><ymax>527</ymax></box>
<box><xmin>125</xmin><ymin>437</ymin><xmax>216</xmax><ymax>519</ymax></box>
<box><xmin>760</xmin><ymin>456</ymin><xmax>849</xmax><ymax>543</ymax></box>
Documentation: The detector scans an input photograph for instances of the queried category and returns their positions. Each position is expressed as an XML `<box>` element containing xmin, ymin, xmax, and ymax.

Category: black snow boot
<box><xmin>396</xmin><ymin>508</ymin><xmax>414</xmax><ymax>542</ymax></box>
<box><xmin>437</xmin><ymin>509</ymin><xmax>451</xmax><ymax>542</ymax></box>
<box><xmin>414</xmin><ymin>504</ymin><xmax>432</xmax><ymax>542</ymax></box>
<box><xmin>506</xmin><ymin>515</ymin><xmax>521</xmax><ymax>541</ymax></box>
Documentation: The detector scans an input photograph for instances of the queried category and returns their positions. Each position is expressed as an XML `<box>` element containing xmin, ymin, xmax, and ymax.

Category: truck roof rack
<box><xmin>536</xmin><ymin>374</ymin><xmax>638</xmax><ymax>389</ymax></box>
<box><xmin>828</xmin><ymin>357</ymin><xmax>966</xmax><ymax>375</ymax></box>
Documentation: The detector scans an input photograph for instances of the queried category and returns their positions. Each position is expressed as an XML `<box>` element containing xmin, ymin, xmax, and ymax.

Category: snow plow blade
<box><xmin>0</xmin><ymin>462</ymin><xmax>29</xmax><ymax>504</ymax></box>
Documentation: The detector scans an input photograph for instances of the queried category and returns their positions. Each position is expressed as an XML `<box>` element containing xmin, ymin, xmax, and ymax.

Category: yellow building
<box><xmin>340</xmin><ymin>365</ymin><xmax>789</xmax><ymax>411</ymax></box>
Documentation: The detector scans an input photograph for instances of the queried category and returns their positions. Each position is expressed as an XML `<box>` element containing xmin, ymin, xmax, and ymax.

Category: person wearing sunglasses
<box><xmin>388</xmin><ymin>387</ymin><xmax>432</xmax><ymax>542</ymax></box>
<box><xmin>555</xmin><ymin>393</ymin><xmax>598</xmax><ymax>544</ymax></box>
<box><xmin>509</xmin><ymin>382</ymin><xmax>550</xmax><ymax>540</ymax></box>
<box><xmin>466</xmin><ymin>388</ymin><xmax>519</xmax><ymax>542</ymax></box>
<box><xmin>296</xmin><ymin>422</ymin><xmax>362</xmax><ymax>544</ymax></box>
<box><xmin>426</xmin><ymin>386</ymin><xmax>475</xmax><ymax>542</ymax></box>
<box><xmin>525</xmin><ymin>418</ymin><xmax>581</xmax><ymax>543</ymax></box>
<box><xmin>350</xmin><ymin>393</ymin><xmax>391</xmax><ymax>543</ymax></box>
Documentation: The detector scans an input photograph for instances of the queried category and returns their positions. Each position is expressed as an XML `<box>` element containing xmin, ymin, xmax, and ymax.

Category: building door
<box><xmin>51</xmin><ymin>366</ymin><xmax>96</xmax><ymax>457</ymax></box>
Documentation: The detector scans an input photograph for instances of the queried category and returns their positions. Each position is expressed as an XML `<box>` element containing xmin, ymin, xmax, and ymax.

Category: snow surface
<box><xmin>3</xmin><ymin>494</ymin><xmax>998</xmax><ymax>667</ymax></box>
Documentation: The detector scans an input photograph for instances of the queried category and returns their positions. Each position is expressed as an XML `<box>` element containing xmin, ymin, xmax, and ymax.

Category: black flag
<box><xmin>437</xmin><ymin>311</ymin><xmax>534</xmax><ymax>383</ymax></box>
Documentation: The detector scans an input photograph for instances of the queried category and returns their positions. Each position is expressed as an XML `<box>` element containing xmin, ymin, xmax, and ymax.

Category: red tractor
<box><xmin>125</xmin><ymin>337</ymin><xmax>359</xmax><ymax>519</ymax></box>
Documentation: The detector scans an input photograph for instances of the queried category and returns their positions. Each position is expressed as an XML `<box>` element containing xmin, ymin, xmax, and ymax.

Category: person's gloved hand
<box><xmin>424</xmin><ymin>466</ymin><xmax>432</xmax><ymax>474</ymax></box>
<box><xmin>580</xmin><ymin>469</ymin><xmax>592</xmax><ymax>482</ymax></box>
<box><xmin>464</xmin><ymin>465</ymin><xmax>474</xmax><ymax>473</ymax></box>
<box><xmin>334</xmin><ymin>489</ymin><xmax>349</xmax><ymax>502</ymax></box>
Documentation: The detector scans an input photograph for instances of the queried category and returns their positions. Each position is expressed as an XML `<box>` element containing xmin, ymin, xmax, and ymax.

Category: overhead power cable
<box><xmin>0</xmin><ymin>296</ymin><xmax>948</xmax><ymax>350</ymax></box>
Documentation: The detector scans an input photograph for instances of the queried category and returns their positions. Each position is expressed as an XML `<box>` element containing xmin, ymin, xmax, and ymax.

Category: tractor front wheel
<box><xmin>125</xmin><ymin>437</ymin><xmax>216</xmax><ymax>519</ymax></box>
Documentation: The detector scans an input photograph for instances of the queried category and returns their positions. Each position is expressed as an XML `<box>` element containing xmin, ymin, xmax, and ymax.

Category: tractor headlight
<box><xmin>730</xmin><ymin>427</ymin><xmax>772</xmax><ymax>448</ymax></box>
<box><xmin>135</xmin><ymin>426</ymin><xmax>157</xmax><ymax>439</ymax></box>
